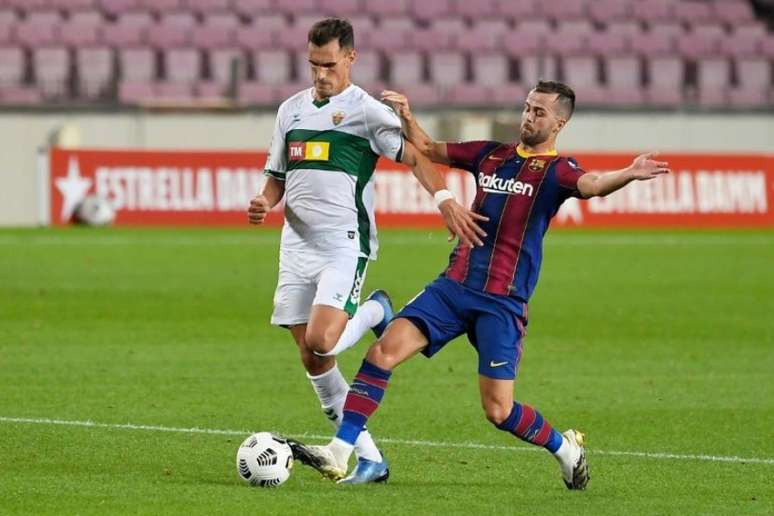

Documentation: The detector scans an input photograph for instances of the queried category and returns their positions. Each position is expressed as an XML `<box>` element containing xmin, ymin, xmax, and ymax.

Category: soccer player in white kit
<box><xmin>248</xmin><ymin>18</ymin><xmax>486</xmax><ymax>484</ymax></box>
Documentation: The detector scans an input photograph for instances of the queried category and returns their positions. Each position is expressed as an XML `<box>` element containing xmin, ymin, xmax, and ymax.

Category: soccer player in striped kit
<box><xmin>289</xmin><ymin>80</ymin><xmax>670</xmax><ymax>488</ymax></box>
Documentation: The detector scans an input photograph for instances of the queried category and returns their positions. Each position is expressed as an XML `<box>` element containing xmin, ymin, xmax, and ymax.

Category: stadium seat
<box><xmin>319</xmin><ymin>0</ymin><xmax>361</xmax><ymax>16</ymax></box>
<box><xmin>350</xmin><ymin>50</ymin><xmax>382</xmax><ymax>84</ymax></box>
<box><xmin>102</xmin><ymin>20</ymin><xmax>146</xmax><ymax>47</ymax></box>
<box><xmin>630</xmin><ymin>28</ymin><xmax>674</xmax><ymax>57</ymax></box>
<box><xmin>274</xmin><ymin>0</ymin><xmax>319</xmax><ymax>16</ymax></box>
<box><xmin>674</xmin><ymin>0</ymin><xmax>715</xmax><ymax>25</ymax></box>
<box><xmin>719</xmin><ymin>32</ymin><xmax>761</xmax><ymax>58</ymax></box>
<box><xmin>100</xmin><ymin>0</ymin><xmax>141</xmax><ymax>17</ymax></box>
<box><xmin>187</xmin><ymin>0</ymin><xmax>231</xmax><ymax>15</ymax></box>
<box><xmin>33</xmin><ymin>46</ymin><xmax>70</xmax><ymax>99</ymax></box>
<box><xmin>695</xmin><ymin>57</ymin><xmax>731</xmax><ymax>107</ymax></box>
<box><xmin>164</xmin><ymin>48</ymin><xmax>202</xmax><ymax>84</ymax></box>
<box><xmin>147</xmin><ymin>23</ymin><xmax>190</xmax><ymax>49</ymax></box>
<box><xmin>493</xmin><ymin>0</ymin><xmax>540</xmax><ymax>20</ymax></box>
<box><xmin>235</xmin><ymin>24</ymin><xmax>274</xmax><ymax>50</ymax></box>
<box><xmin>237</xmin><ymin>81</ymin><xmax>275</xmax><ymax>105</ymax></box>
<box><xmin>489</xmin><ymin>82</ymin><xmax>527</xmax><ymax>106</ymax></box>
<box><xmin>276</xmin><ymin>25</ymin><xmax>310</xmax><ymax>51</ymax></box>
<box><xmin>409</xmin><ymin>28</ymin><xmax>453</xmax><ymax>52</ymax></box>
<box><xmin>411</xmin><ymin>0</ymin><xmax>453</xmax><ymax>23</ymax></box>
<box><xmin>387</xmin><ymin>50</ymin><xmax>423</xmax><ymax>84</ymax></box>
<box><xmin>15</xmin><ymin>19</ymin><xmax>59</xmax><ymax>47</ymax></box>
<box><xmin>75</xmin><ymin>46</ymin><xmax>113</xmax><ymax>99</ymax></box>
<box><xmin>545</xmin><ymin>20</ymin><xmax>593</xmax><ymax>55</ymax></box>
<box><xmin>588</xmin><ymin>0</ymin><xmax>631</xmax><ymax>24</ymax></box>
<box><xmin>562</xmin><ymin>56</ymin><xmax>605</xmax><ymax>105</ymax></box>
<box><xmin>118</xmin><ymin>47</ymin><xmax>156</xmax><ymax>81</ymax></box>
<box><xmin>396</xmin><ymin>82</ymin><xmax>443</xmax><ymax>107</ymax></box>
<box><xmin>194</xmin><ymin>23</ymin><xmax>236</xmax><ymax>50</ymax></box>
<box><xmin>471</xmin><ymin>53</ymin><xmax>510</xmax><ymax>86</ymax></box>
<box><xmin>59</xmin><ymin>0</ymin><xmax>100</xmax><ymax>12</ymax></box>
<box><xmin>456</xmin><ymin>24</ymin><xmax>502</xmax><ymax>52</ymax></box>
<box><xmin>454</xmin><ymin>0</ymin><xmax>498</xmax><ymax>19</ymax></box>
<box><xmin>502</xmin><ymin>28</ymin><xmax>542</xmax><ymax>57</ymax></box>
<box><xmin>676</xmin><ymin>31</ymin><xmax>721</xmax><ymax>60</ymax></box>
<box><xmin>60</xmin><ymin>21</ymin><xmax>102</xmax><ymax>47</ymax></box>
<box><xmin>207</xmin><ymin>48</ymin><xmax>245</xmax><ymax>84</ymax></box>
<box><xmin>140</xmin><ymin>0</ymin><xmax>184</xmax><ymax>15</ymax></box>
<box><xmin>157</xmin><ymin>12</ymin><xmax>197</xmax><ymax>28</ymax></box>
<box><xmin>713</xmin><ymin>0</ymin><xmax>755</xmax><ymax>24</ymax></box>
<box><xmin>252</xmin><ymin>50</ymin><xmax>291</xmax><ymax>85</ymax></box>
<box><xmin>587</xmin><ymin>30</ymin><xmax>628</xmax><ymax>56</ymax></box>
<box><xmin>155</xmin><ymin>80</ymin><xmax>195</xmax><ymax>102</ymax></box>
<box><xmin>370</xmin><ymin>28</ymin><xmax>410</xmax><ymax>51</ymax></box>
<box><xmin>0</xmin><ymin>85</ymin><xmax>43</xmax><ymax>104</ymax></box>
<box><xmin>364</xmin><ymin>0</ymin><xmax>408</xmax><ymax>16</ymax></box>
<box><xmin>446</xmin><ymin>83</ymin><xmax>492</xmax><ymax>106</ymax></box>
<box><xmin>0</xmin><ymin>46</ymin><xmax>25</xmax><ymax>87</ymax></box>
<box><xmin>603</xmin><ymin>54</ymin><xmax>647</xmax><ymax>106</ymax></box>
<box><xmin>232</xmin><ymin>0</ymin><xmax>273</xmax><ymax>17</ymax></box>
<box><xmin>643</xmin><ymin>55</ymin><xmax>684</xmax><ymax>107</ymax></box>
<box><xmin>117</xmin><ymin>11</ymin><xmax>154</xmax><ymax>28</ymax></box>
<box><xmin>428</xmin><ymin>51</ymin><xmax>467</xmax><ymax>85</ymax></box>
<box><xmin>540</xmin><ymin>0</ymin><xmax>586</xmax><ymax>21</ymax></box>
<box><xmin>631</xmin><ymin>0</ymin><xmax>673</xmax><ymax>22</ymax></box>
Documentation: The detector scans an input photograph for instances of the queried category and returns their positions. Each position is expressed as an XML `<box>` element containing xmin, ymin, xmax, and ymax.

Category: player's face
<box><xmin>308</xmin><ymin>40</ymin><xmax>355</xmax><ymax>99</ymax></box>
<box><xmin>519</xmin><ymin>91</ymin><xmax>566</xmax><ymax>147</ymax></box>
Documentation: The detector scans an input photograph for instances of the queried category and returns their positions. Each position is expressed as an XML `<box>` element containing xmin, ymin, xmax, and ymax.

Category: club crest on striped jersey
<box><xmin>288</xmin><ymin>141</ymin><xmax>330</xmax><ymax>161</ymax></box>
<box><xmin>332</xmin><ymin>110</ymin><xmax>345</xmax><ymax>126</ymax></box>
<box><xmin>529</xmin><ymin>159</ymin><xmax>546</xmax><ymax>172</ymax></box>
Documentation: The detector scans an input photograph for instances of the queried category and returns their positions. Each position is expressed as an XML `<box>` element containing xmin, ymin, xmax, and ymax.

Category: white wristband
<box><xmin>433</xmin><ymin>189</ymin><xmax>454</xmax><ymax>208</ymax></box>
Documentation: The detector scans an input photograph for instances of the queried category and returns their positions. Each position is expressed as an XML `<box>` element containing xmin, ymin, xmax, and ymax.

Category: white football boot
<box><xmin>556</xmin><ymin>429</ymin><xmax>590</xmax><ymax>490</ymax></box>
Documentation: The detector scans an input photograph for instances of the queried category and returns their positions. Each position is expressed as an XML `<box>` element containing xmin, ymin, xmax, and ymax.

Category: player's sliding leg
<box><xmin>290</xmin><ymin>323</ymin><xmax>383</xmax><ymax>469</ymax></box>
<box><xmin>479</xmin><ymin>376</ymin><xmax>589</xmax><ymax>490</ymax></box>
<box><xmin>315</xmin><ymin>290</ymin><xmax>395</xmax><ymax>357</ymax></box>
<box><xmin>293</xmin><ymin>318</ymin><xmax>429</xmax><ymax>483</ymax></box>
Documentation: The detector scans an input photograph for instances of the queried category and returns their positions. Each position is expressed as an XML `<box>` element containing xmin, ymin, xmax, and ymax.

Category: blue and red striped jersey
<box><xmin>443</xmin><ymin>140</ymin><xmax>586</xmax><ymax>307</ymax></box>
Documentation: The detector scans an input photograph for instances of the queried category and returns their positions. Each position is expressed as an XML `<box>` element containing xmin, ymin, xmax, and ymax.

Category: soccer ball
<box><xmin>236</xmin><ymin>432</ymin><xmax>294</xmax><ymax>487</ymax></box>
<box><xmin>74</xmin><ymin>195</ymin><xmax>116</xmax><ymax>226</ymax></box>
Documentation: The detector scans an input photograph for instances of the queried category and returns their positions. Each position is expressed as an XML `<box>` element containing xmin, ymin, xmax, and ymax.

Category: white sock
<box><xmin>307</xmin><ymin>364</ymin><xmax>383</xmax><ymax>463</ymax></box>
<box><xmin>329</xmin><ymin>437</ymin><xmax>355</xmax><ymax>468</ymax></box>
<box><xmin>553</xmin><ymin>435</ymin><xmax>576</xmax><ymax>465</ymax></box>
<box><xmin>307</xmin><ymin>365</ymin><xmax>350</xmax><ymax>427</ymax></box>
<box><xmin>316</xmin><ymin>300</ymin><xmax>384</xmax><ymax>357</ymax></box>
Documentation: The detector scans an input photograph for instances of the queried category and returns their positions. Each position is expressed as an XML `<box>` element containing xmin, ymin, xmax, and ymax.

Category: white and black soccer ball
<box><xmin>236</xmin><ymin>432</ymin><xmax>293</xmax><ymax>488</ymax></box>
<box><xmin>74</xmin><ymin>195</ymin><xmax>116</xmax><ymax>226</ymax></box>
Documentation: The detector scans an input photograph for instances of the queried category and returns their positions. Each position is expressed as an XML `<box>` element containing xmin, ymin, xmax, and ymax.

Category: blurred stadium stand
<box><xmin>0</xmin><ymin>0</ymin><xmax>772</xmax><ymax>108</ymax></box>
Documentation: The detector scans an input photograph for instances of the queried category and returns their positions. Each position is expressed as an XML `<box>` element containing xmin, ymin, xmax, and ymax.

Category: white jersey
<box><xmin>264</xmin><ymin>84</ymin><xmax>404</xmax><ymax>260</ymax></box>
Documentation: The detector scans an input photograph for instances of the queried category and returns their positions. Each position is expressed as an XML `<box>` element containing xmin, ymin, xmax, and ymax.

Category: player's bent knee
<box><xmin>483</xmin><ymin>401</ymin><xmax>512</xmax><ymax>426</ymax></box>
<box><xmin>304</xmin><ymin>327</ymin><xmax>339</xmax><ymax>354</ymax></box>
<box><xmin>365</xmin><ymin>340</ymin><xmax>397</xmax><ymax>371</ymax></box>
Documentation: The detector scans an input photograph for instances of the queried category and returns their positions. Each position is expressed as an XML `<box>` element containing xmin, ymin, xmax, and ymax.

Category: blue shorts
<box><xmin>396</xmin><ymin>276</ymin><xmax>527</xmax><ymax>380</ymax></box>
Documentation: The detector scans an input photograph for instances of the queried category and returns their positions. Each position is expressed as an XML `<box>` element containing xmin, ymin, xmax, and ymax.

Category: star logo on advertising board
<box><xmin>55</xmin><ymin>156</ymin><xmax>92</xmax><ymax>221</ymax></box>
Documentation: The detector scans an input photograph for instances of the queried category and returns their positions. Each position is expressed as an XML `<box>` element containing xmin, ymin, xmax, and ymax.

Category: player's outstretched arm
<box><xmin>577</xmin><ymin>152</ymin><xmax>671</xmax><ymax>198</ymax></box>
<box><xmin>381</xmin><ymin>90</ymin><xmax>450</xmax><ymax>165</ymax></box>
<box><xmin>401</xmin><ymin>141</ymin><xmax>488</xmax><ymax>247</ymax></box>
<box><xmin>248</xmin><ymin>176</ymin><xmax>285</xmax><ymax>225</ymax></box>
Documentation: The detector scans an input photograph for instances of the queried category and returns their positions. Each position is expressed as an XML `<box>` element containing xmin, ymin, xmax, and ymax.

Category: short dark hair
<box><xmin>308</xmin><ymin>17</ymin><xmax>354</xmax><ymax>49</ymax></box>
<box><xmin>533</xmin><ymin>80</ymin><xmax>576</xmax><ymax>119</ymax></box>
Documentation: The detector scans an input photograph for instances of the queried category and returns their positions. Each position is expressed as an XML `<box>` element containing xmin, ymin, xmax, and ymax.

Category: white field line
<box><xmin>0</xmin><ymin>234</ymin><xmax>772</xmax><ymax>247</ymax></box>
<box><xmin>2</xmin><ymin>416</ymin><xmax>773</xmax><ymax>466</ymax></box>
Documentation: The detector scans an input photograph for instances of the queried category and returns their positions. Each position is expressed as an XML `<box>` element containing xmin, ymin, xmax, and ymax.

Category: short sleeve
<box><xmin>555</xmin><ymin>157</ymin><xmax>586</xmax><ymax>198</ymax></box>
<box><xmin>364</xmin><ymin>99</ymin><xmax>404</xmax><ymax>162</ymax></box>
<box><xmin>446</xmin><ymin>141</ymin><xmax>500</xmax><ymax>173</ymax></box>
<box><xmin>264</xmin><ymin>105</ymin><xmax>287</xmax><ymax>181</ymax></box>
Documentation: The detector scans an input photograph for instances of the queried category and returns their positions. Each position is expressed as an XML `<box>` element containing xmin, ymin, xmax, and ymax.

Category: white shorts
<box><xmin>270</xmin><ymin>248</ymin><xmax>369</xmax><ymax>327</ymax></box>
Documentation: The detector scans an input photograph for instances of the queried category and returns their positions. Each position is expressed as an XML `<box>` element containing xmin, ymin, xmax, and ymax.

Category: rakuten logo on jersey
<box><xmin>478</xmin><ymin>172</ymin><xmax>534</xmax><ymax>197</ymax></box>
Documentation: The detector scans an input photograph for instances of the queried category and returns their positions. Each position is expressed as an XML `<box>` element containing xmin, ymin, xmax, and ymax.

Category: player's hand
<box><xmin>629</xmin><ymin>152</ymin><xmax>671</xmax><ymax>181</ymax></box>
<box><xmin>438</xmin><ymin>199</ymin><xmax>489</xmax><ymax>247</ymax></box>
<box><xmin>248</xmin><ymin>195</ymin><xmax>270</xmax><ymax>225</ymax></box>
<box><xmin>380</xmin><ymin>90</ymin><xmax>413</xmax><ymax>122</ymax></box>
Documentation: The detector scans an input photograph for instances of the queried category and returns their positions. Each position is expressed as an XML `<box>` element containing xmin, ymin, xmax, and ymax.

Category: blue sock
<box><xmin>335</xmin><ymin>360</ymin><xmax>392</xmax><ymax>445</ymax></box>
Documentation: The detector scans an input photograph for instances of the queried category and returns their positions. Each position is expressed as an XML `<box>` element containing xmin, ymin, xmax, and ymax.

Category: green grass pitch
<box><xmin>1</xmin><ymin>227</ymin><xmax>772</xmax><ymax>515</ymax></box>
